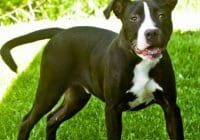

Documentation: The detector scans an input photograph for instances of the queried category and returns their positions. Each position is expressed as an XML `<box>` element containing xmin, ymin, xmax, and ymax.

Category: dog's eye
<box><xmin>158</xmin><ymin>13</ymin><xmax>165</xmax><ymax>20</ymax></box>
<box><xmin>130</xmin><ymin>15</ymin><xmax>139</xmax><ymax>22</ymax></box>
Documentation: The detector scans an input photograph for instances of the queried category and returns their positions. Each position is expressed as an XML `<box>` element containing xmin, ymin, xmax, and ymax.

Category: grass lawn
<box><xmin>0</xmin><ymin>30</ymin><xmax>200</xmax><ymax>140</ymax></box>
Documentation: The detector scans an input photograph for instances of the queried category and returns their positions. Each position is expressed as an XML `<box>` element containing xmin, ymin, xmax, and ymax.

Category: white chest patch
<box><xmin>127</xmin><ymin>57</ymin><xmax>163</xmax><ymax>109</ymax></box>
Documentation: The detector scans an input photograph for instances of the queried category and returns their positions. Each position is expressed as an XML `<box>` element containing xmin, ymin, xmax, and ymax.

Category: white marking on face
<box><xmin>137</xmin><ymin>2</ymin><xmax>157</xmax><ymax>50</ymax></box>
<box><xmin>127</xmin><ymin>57</ymin><xmax>163</xmax><ymax>109</ymax></box>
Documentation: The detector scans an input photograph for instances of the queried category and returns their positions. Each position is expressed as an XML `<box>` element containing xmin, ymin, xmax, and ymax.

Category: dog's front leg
<box><xmin>162</xmin><ymin>102</ymin><xmax>184</xmax><ymax>140</ymax></box>
<box><xmin>104</xmin><ymin>83</ymin><xmax>123</xmax><ymax>140</ymax></box>
<box><xmin>103</xmin><ymin>47</ymin><xmax>131</xmax><ymax>140</ymax></box>
<box><xmin>105</xmin><ymin>104</ymin><xmax>122</xmax><ymax>140</ymax></box>
<box><xmin>103</xmin><ymin>70</ymin><xmax>124</xmax><ymax>140</ymax></box>
<box><xmin>156</xmin><ymin>93</ymin><xmax>184</xmax><ymax>140</ymax></box>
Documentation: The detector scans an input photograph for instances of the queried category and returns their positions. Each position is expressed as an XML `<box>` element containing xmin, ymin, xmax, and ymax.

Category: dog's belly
<box><xmin>127</xmin><ymin>58</ymin><xmax>163</xmax><ymax>109</ymax></box>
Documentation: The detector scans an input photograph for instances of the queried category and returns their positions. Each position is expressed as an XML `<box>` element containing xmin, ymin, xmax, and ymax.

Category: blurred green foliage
<box><xmin>0</xmin><ymin>0</ymin><xmax>200</xmax><ymax>25</ymax></box>
<box><xmin>176</xmin><ymin>0</ymin><xmax>200</xmax><ymax>11</ymax></box>
<box><xmin>0</xmin><ymin>0</ymin><xmax>109</xmax><ymax>25</ymax></box>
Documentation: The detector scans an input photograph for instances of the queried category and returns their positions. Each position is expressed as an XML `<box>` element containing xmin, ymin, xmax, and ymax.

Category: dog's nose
<box><xmin>145</xmin><ymin>29</ymin><xmax>159</xmax><ymax>41</ymax></box>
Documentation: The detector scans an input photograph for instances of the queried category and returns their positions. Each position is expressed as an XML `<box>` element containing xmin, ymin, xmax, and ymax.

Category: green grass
<box><xmin>0</xmin><ymin>31</ymin><xmax>200</xmax><ymax>140</ymax></box>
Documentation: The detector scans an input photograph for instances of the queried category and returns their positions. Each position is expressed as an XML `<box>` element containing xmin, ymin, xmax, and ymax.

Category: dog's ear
<box><xmin>104</xmin><ymin>0</ymin><xmax>128</xmax><ymax>19</ymax></box>
<box><xmin>155</xmin><ymin>0</ymin><xmax>177</xmax><ymax>10</ymax></box>
<box><xmin>166</xmin><ymin>0</ymin><xmax>177</xmax><ymax>10</ymax></box>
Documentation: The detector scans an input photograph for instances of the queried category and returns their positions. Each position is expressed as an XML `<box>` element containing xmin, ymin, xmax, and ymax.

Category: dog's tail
<box><xmin>0</xmin><ymin>28</ymin><xmax>64</xmax><ymax>72</ymax></box>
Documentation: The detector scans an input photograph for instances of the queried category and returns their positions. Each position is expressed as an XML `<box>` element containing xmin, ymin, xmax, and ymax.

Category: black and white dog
<box><xmin>0</xmin><ymin>0</ymin><xmax>184</xmax><ymax>140</ymax></box>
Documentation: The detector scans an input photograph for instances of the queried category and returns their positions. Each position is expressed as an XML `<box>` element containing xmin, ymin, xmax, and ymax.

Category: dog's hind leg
<box><xmin>17</xmin><ymin>68</ymin><xmax>69</xmax><ymax>140</ymax></box>
<box><xmin>17</xmin><ymin>85</ymin><xmax>66</xmax><ymax>140</ymax></box>
<box><xmin>46</xmin><ymin>85</ymin><xmax>91</xmax><ymax>140</ymax></box>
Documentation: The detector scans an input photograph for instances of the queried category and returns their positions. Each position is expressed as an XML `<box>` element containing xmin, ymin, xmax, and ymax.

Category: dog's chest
<box><xmin>127</xmin><ymin>59</ymin><xmax>163</xmax><ymax>109</ymax></box>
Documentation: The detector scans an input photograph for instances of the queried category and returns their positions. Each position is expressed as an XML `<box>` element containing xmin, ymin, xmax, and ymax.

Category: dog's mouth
<box><xmin>134</xmin><ymin>46</ymin><xmax>164</xmax><ymax>60</ymax></box>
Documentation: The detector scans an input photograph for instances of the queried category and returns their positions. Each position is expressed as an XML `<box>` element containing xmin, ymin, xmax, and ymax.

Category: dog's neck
<box><xmin>114</xmin><ymin>29</ymin><xmax>142</xmax><ymax>66</ymax></box>
<box><xmin>117</xmin><ymin>29</ymin><xmax>133</xmax><ymax>50</ymax></box>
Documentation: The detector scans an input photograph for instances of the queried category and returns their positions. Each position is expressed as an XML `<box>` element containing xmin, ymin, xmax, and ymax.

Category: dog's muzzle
<box><xmin>134</xmin><ymin>46</ymin><xmax>164</xmax><ymax>60</ymax></box>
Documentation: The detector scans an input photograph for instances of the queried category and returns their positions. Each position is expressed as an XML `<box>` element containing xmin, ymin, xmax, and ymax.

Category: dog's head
<box><xmin>104</xmin><ymin>0</ymin><xmax>177</xmax><ymax>60</ymax></box>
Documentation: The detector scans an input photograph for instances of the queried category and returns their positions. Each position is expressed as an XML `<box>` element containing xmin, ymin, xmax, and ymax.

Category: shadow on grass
<box><xmin>0</xmin><ymin>31</ymin><xmax>200</xmax><ymax>140</ymax></box>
